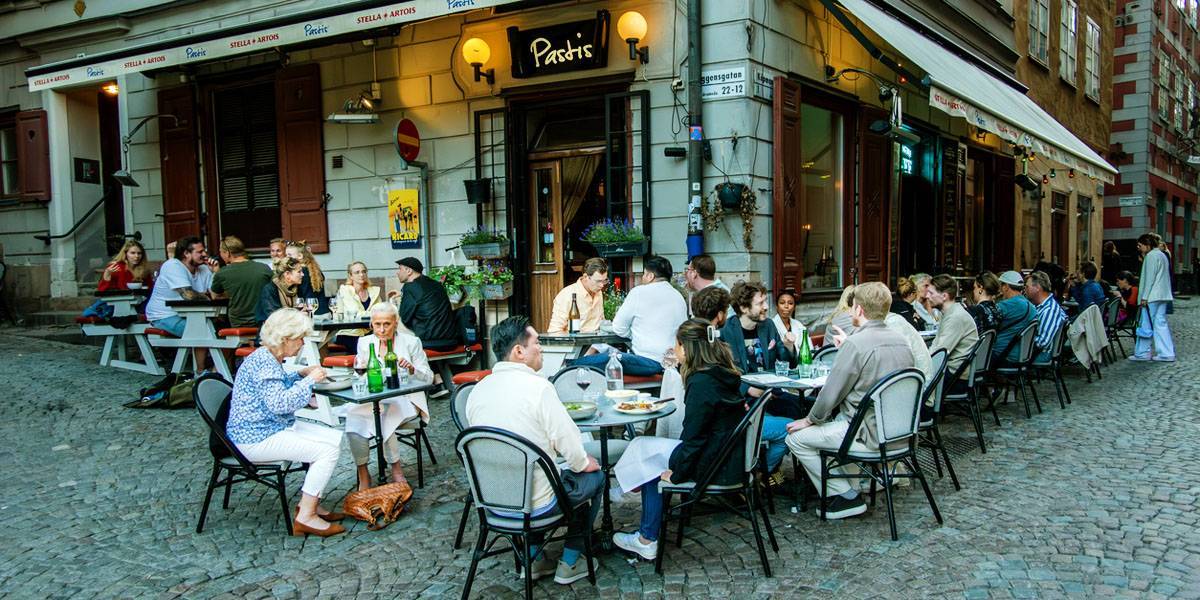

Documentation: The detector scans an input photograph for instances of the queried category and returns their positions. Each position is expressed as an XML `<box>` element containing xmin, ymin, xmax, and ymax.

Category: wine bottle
<box><xmin>367</xmin><ymin>344</ymin><xmax>384</xmax><ymax>393</ymax></box>
<box><xmin>568</xmin><ymin>293</ymin><xmax>582</xmax><ymax>333</ymax></box>
<box><xmin>384</xmin><ymin>339</ymin><xmax>400</xmax><ymax>389</ymax></box>
<box><xmin>799</xmin><ymin>330</ymin><xmax>813</xmax><ymax>365</ymax></box>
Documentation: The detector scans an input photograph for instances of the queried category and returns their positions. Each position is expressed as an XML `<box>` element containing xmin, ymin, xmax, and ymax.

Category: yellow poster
<box><xmin>389</xmin><ymin>188</ymin><xmax>420</xmax><ymax>249</ymax></box>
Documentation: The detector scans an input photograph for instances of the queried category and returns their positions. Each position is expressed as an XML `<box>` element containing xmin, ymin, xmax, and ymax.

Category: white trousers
<box><xmin>785</xmin><ymin>417</ymin><xmax>869</xmax><ymax>497</ymax></box>
<box><xmin>238</xmin><ymin>421</ymin><xmax>343</xmax><ymax>498</ymax></box>
<box><xmin>346</xmin><ymin>433</ymin><xmax>402</xmax><ymax>466</ymax></box>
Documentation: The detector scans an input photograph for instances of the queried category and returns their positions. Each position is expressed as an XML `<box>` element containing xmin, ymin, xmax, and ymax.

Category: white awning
<box><xmin>27</xmin><ymin>0</ymin><xmax>517</xmax><ymax>92</ymax></box>
<box><xmin>837</xmin><ymin>0</ymin><xmax>1117</xmax><ymax>183</ymax></box>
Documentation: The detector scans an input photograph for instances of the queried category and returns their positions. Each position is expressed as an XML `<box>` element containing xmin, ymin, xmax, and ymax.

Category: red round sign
<box><xmin>394</xmin><ymin>118</ymin><xmax>420</xmax><ymax>162</ymax></box>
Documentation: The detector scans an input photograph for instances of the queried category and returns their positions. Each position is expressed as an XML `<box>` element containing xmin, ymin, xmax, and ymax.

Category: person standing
<box><xmin>1132</xmin><ymin>233</ymin><xmax>1175</xmax><ymax>362</ymax></box>
<box><xmin>547</xmin><ymin>257</ymin><xmax>608</xmax><ymax>334</ymax></box>
<box><xmin>210</xmin><ymin>236</ymin><xmax>272</xmax><ymax>328</ymax></box>
<box><xmin>392</xmin><ymin>257</ymin><xmax>462</xmax><ymax>351</ymax></box>
<box><xmin>1100</xmin><ymin>241</ymin><xmax>1123</xmax><ymax>285</ymax></box>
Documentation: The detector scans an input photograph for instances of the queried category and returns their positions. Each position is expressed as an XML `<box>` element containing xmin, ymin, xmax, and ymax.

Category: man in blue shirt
<box><xmin>1024</xmin><ymin>271</ymin><xmax>1067</xmax><ymax>363</ymax></box>
<box><xmin>992</xmin><ymin>271</ymin><xmax>1036</xmax><ymax>365</ymax></box>
<box><xmin>1067</xmin><ymin>261</ymin><xmax>1106</xmax><ymax>311</ymax></box>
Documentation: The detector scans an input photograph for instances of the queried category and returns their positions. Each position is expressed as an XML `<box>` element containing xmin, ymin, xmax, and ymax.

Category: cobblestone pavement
<box><xmin>1</xmin><ymin>303</ymin><xmax>1199</xmax><ymax>599</ymax></box>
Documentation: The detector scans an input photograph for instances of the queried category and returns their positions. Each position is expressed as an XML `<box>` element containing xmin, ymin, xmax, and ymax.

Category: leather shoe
<box><xmin>292</xmin><ymin>519</ymin><xmax>345</xmax><ymax>537</ymax></box>
<box><xmin>296</xmin><ymin>507</ymin><xmax>347</xmax><ymax>522</ymax></box>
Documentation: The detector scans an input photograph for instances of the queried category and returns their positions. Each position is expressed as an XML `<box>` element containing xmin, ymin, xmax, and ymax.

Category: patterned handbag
<box><xmin>342</xmin><ymin>481</ymin><xmax>414</xmax><ymax>530</ymax></box>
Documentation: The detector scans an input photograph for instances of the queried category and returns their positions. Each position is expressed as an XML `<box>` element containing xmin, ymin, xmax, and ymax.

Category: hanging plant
<box><xmin>737</xmin><ymin>185</ymin><xmax>758</xmax><ymax>252</ymax></box>
<box><xmin>698</xmin><ymin>182</ymin><xmax>758</xmax><ymax>251</ymax></box>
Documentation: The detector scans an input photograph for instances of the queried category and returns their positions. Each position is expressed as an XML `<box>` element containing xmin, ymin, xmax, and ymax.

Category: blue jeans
<box><xmin>569</xmin><ymin>351</ymin><xmax>664</xmax><ymax>377</ymax></box>
<box><xmin>151</xmin><ymin>315</ymin><xmax>186</xmax><ymax>337</ymax></box>
<box><xmin>638</xmin><ymin>480</ymin><xmax>665</xmax><ymax>541</ymax></box>
<box><xmin>1134</xmin><ymin>301</ymin><xmax>1176</xmax><ymax>360</ymax></box>
<box><xmin>761</xmin><ymin>415</ymin><xmax>790</xmax><ymax>473</ymax></box>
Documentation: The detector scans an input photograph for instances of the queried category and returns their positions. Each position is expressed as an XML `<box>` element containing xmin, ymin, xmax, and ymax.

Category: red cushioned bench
<box><xmin>452</xmin><ymin>370</ymin><xmax>491</xmax><ymax>385</ymax></box>
<box><xmin>424</xmin><ymin>343</ymin><xmax>483</xmax><ymax>394</ymax></box>
<box><xmin>322</xmin><ymin>354</ymin><xmax>355</xmax><ymax>368</ymax></box>
<box><xmin>144</xmin><ymin>327</ymin><xmax>178</xmax><ymax>338</ymax></box>
<box><xmin>234</xmin><ymin>345</ymin><xmax>258</xmax><ymax>358</ymax></box>
<box><xmin>623</xmin><ymin>373</ymin><xmax>663</xmax><ymax>391</ymax></box>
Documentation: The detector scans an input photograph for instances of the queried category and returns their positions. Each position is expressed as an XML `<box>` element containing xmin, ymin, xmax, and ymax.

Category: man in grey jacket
<box><xmin>1132</xmin><ymin>233</ymin><xmax>1176</xmax><ymax>362</ymax></box>
<box><xmin>784</xmin><ymin>282</ymin><xmax>915</xmax><ymax>519</ymax></box>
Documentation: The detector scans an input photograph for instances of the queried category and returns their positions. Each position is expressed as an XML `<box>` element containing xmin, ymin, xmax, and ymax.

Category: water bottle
<box><xmin>605</xmin><ymin>350</ymin><xmax>624</xmax><ymax>391</ymax></box>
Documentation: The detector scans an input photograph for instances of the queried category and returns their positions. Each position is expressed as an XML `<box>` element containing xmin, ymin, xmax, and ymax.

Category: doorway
<box><xmin>98</xmin><ymin>90</ymin><xmax>125</xmax><ymax>256</ymax></box>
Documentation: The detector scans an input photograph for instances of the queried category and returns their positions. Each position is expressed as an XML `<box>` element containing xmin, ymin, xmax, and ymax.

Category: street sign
<box><xmin>394</xmin><ymin>118</ymin><xmax>420</xmax><ymax>162</ymax></box>
<box><xmin>701</xmin><ymin>66</ymin><xmax>746</xmax><ymax>100</ymax></box>
<box><xmin>1118</xmin><ymin>196</ymin><xmax>1143</xmax><ymax>207</ymax></box>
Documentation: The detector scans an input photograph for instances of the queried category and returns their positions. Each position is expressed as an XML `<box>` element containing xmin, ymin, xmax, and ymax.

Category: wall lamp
<box><xmin>462</xmin><ymin>37</ymin><xmax>494</xmax><ymax>84</ymax></box>
<box><xmin>618</xmin><ymin>11</ymin><xmax>649</xmax><ymax>64</ymax></box>
<box><xmin>113</xmin><ymin>114</ymin><xmax>180</xmax><ymax>187</ymax></box>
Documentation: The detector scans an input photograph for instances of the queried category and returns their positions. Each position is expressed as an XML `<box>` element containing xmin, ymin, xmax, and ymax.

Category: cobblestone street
<box><xmin>1</xmin><ymin>304</ymin><xmax>1198</xmax><ymax>599</ymax></box>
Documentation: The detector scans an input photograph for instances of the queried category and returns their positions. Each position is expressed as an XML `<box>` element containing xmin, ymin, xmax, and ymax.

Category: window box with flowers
<box><xmin>429</xmin><ymin>264</ymin><xmax>468</xmax><ymax>304</ymax></box>
<box><xmin>459</xmin><ymin>228</ymin><xmax>510</xmax><ymax>260</ymax></box>
<box><xmin>581</xmin><ymin>218</ymin><xmax>648</xmax><ymax>258</ymax></box>
<box><xmin>465</xmin><ymin>261</ymin><xmax>515</xmax><ymax>301</ymax></box>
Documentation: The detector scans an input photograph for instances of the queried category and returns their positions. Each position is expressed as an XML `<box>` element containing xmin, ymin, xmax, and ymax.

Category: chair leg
<box><xmin>1052</xmin><ymin>368</ymin><xmax>1066</xmax><ymax>409</ymax></box>
<box><xmin>196</xmin><ymin>462</ymin><xmax>221</xmax><ymax>534</ymax></box>
<box><xmin>676</xmin><ymin>503</ymin><xmax>691</xmax><ymax>547</ymax></box>
<box><xmin>276</xmin><ymin>473</ymin><xmax>293</xmax><ymax>536</ymax></box>
<box><xmin>655</xmin><ymin>492</ymin><xmax>672</xmax><ymax>574</ymax></box>
<box><xmin>933</xmin><ymin>427</ymin><xmax>960</xmax><ymax>491</ymax></box>
<box><xmin>909</xmin><ymin>457</ymin><xmax>943</xmax><ymax>525</ymax></box>
<box><xmin>522</xmin><ymin>533</ymin><xmax>534</xmax><ymax>600</ymax></box>
<box><xmin>987</xmin><ymin>386</ymin><xmax>1001</xmax><ymax>426</ymax></box>
<box><xmin>222</xmin><ymin>474</ymin><xmax>234</xmax><ymax>509</ymax></box>
<box><xmin>421</xmin><ymin>426</ymin><xmax>438</xmax><ymax>465</ymax></box>
<box><xmin>819</xmin><ymin>459</ymin><xmax>829</xmax><ymax>520</ymax></box>
<box><xmin>744</xmin><ymin>489</ymin><xmax>772</xmax><ymax>577</ymax></box>
<box><xmin>1016</xmin><ymin>376</ymin><xmax>1032</xmax><ymax>419</ymax></box>
<box><xmin>1058</xmin><ymin>367</ymin><xmax>1072</xmax><ymax>405</ymax></box>
<box><xmin>460</xmin><ymin>520</ymin><xmax>488</xmax><ymax>600</ymax></box>
<box><xmin>967</xmin><ymin>389</ymin><xmax>987</xmax><ymax>454</ymax></box>
<box><xmin>881</xmin><ymin>462</ymin><xmax>899</xmax><ymax>541</ymax></box>
<box><xmin>1027</xmin><ymin>372</ymin><xmax>1043</xmax><ymax>413</ymax></box>
<box><xmin>928</xmin><ymin>431</ymin><xmax>944</xmax><ymax>478</ymax></box>
<box><xmin>756</xmin><ymin>485</ymin><xmax>779</xmax><ymax>553</ymax></box>
<box><xmin>790</xmin><ymin>455</ymin><xmax>806</xmax><ymax>513</ymax></box>
<box><xmin>415</xmin><ymin>434</ymin><xmax>425</xmax><ymax>489</ymax></box>
<box><xmin>454</xmin><ymin>495</ymin><xmax>473</xmax><ymax>550</ymax></box>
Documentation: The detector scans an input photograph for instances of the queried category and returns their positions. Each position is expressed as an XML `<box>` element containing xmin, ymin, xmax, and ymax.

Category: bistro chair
<box><xmin>917</xmin><ymin>349</ymin><xmax>959</xmax><ymax>491</ymax></box>
<box><xmin>655</xmin><ymin>394</ymin><xmax>778</xmax><ymax>577</ymax></box>
<box><xmin>1111</xmin><ymin>301</ymin><xmax>1139</xmax><ymax>358</ymax></box>
<box><xmin>991</xmin><ymin>320</ymin><xmax>1042</xmax><ymax>419</ymax></box>
<box><xmin>818</xmin><ymin>368</ymin><xmax>941</xmax><ymax>541</ymax></box>
<box><xmin>941</xmin><ymin>330</ymin><xmax>995</xmax><ymax>453</ymax></box>
<box><xmin>1031</xmin><ymin>320</ymin><xmax>1071</xmax><ymax>410</ymax></box>
<box><xmin>813</xmin><ymin>345</ymin><xmax>839</xmax><ymax>368</ymax></box>
<box><xmin>449</xmin><ymin>383</ymin><xmax>477</xmax><ymax>550</ymax></box>
<box><xmin>456</xmin><ymin>427</ymin><xmax>597</xmax><ymax>600</ymax></box>
<box><xmin>1100</xmin><ymin>297</ymin><xmax>1122</xmax><ymax>364</ymax></box>
<box><xmin>393</xmin><ymin>413</ymin><xmax>437</xmax><ymax>489</ymax></box>
<box><xmin>192</xmin><ymin>373</ymin><xmax>307</xmax><ymax>536</ymax></box>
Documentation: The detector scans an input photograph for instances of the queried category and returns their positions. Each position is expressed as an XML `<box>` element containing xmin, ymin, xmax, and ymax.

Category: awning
<box><xmin>26</xmin><ymin>0</ymin><xmax>518</xmax><ymax>92</ymax></box>
<box><xmin>835</xmin><ymin>0</ymin><xmax>1118</xmax><ymax>183</ymax></box>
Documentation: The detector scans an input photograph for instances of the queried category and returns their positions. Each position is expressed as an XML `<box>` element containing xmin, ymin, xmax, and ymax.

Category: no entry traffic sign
<box><xmin>394</xmin><ymin>118</ymin><xmax>420</xmax><ymax>163</ymax></box>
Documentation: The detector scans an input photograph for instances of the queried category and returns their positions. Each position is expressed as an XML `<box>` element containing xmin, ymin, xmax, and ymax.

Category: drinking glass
<box><xmin>660</xmin><ymin>348</ymin><xmax>679</xmax><ymax>370</ymax></box>
<box><xmin>774</xmin><ymin>360</ymin><xmax>790</xmax><ymax>377</ymax></box>
<box><xmin>328</xmin><ymin>296</ymin><xmax>340</xmax><ymax>320</ymax></box>
<box><xmin>575</xmin><ymin>367</ymin><xmax>595</xmax><ymax>401</ymax></box>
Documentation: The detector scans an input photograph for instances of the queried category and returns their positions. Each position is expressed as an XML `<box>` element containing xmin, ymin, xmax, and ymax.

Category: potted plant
<box><xmin>430</xmin><ymin>264</ymin><xmax>468</xmax><ymax>303</ymax></box>
<box><xmin>699</xmin><ymin>182</ymin><xmax>759</xmax><ymax>251</ymax></box>
<box><xmin>466</xmin><ymin>261</ymin><xmax>514</xmax><ymax>300</ymax></box>
<box><xmin>459</xmin><ymin>228</ymin><xmax>510</xmax><ymax>260</ymax></box>
<box><xmin>464</xmin><ymin>178</ymin><xmax>492</xmax><ymax>204</ymax></box>
<box><xmin>715</xmin><ymin>181</ymin><xmax>748</xmax><ymax>209</ymax></box>
<box><xmin>602</xmin><ymin>289</ymin><xmax>626</xmax><ymax>321</ymax></box>
<box><xmin>581</xmin><ymin>218</ymin><xmax>648</xmax><ymax>258</ymax></box>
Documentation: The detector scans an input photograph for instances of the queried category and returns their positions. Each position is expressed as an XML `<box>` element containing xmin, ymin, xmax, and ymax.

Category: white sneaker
<box><xmin>612</xmin><ymin>531</ymin><xmax>658</xmax><ymax>560</ymax></box>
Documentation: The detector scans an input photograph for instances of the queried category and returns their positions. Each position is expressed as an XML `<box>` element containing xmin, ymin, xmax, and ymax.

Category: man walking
<box><xmin>1132</xmin><ymin>233</ymin><xmax>1176</xmax><ymax>362</ymax></box>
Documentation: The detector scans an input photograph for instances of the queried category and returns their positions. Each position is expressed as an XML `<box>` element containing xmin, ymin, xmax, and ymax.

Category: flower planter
<box><xmin>461</xmin><ymin>242</ymin><xmax>510</xmax><ymax>260</ymax></box>
<box><xmin>716</xmin><ymin>182</ymin><xmax>747</xmax><ymax>209</ymax></box>
<box><xmin>447</xmin><ymin>290</ymin><xmax>464</xmax><ymax>304</ymax></box>
<box><xmin>483</xmin><ymin>281</ymin><xmax>514</xmax><ymax>300</ymax></box>
<box><xmin>590</xmin><ymin>239</ymin><xmax>648</xmax><ymax>258</ymax></box>
<box><xmin>464</xmin><ymin>178</ymin><xmax>492</xmax><ymax>204</ymax></box>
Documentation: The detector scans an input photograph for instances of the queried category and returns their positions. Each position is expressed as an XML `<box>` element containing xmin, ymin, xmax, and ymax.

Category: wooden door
<box><xmin>772</xmin><ymin>77</ymin><xmax>803</xmax><ymax>293</ymax></box>
<box><xmin>157</xmin><ymin>85</ymin><xmax>201</xmax><ymax>245</ymax></box>
<box><xmin>859</xmin><ymin>107</ymin><xmax>891</xmax><ymax>284</ymax></box>
<box><xmin>529</xmin><ymin>161</ymin><xmax>565</xmax><ymax>331</ymax></box>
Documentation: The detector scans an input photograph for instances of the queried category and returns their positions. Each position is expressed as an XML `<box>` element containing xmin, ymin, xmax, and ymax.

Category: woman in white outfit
<box><xmin>227</xmin><ymin>309</ymin><xmax>345</xmax><ymax>537</ymax></box>
<box><xmin>344</xmin><ymin>302</ymin><xmax>433</xmax><ymax>490</ymax></box>
<box><xmin>771</xmin><ymin>289</ymin><xmax>812</xmax><ymax>356</ymax></box>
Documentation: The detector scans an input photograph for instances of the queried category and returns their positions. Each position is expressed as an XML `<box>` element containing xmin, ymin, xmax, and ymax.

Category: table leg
<box><xmin>598</xmin><ymin>428</ymin><xmax>614</xmax><ymax>551</ymax></box>
<box><xmin>372</xmin><ymin>400</ymin><xmax>387</xmax><ymax>484</ymax></box>
<box><xmin>210</xmin><ymin>348</ymin><xmax>233</xmax><ymax>381</ymax></box>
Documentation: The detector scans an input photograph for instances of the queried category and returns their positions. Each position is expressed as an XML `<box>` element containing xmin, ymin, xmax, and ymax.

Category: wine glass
<box><xmin>354</xmin><ymin>355</ymin><xmax>368</xmax><ymax>379</ymax></box>
<box><xmin>660</xmin><ymin>348</ymin><xmax>679</xmax><ymax>370</ymax></box>
<box><xmin>328</xmin><ymin>296</ymin><xmax>340</xmax><ymax>320</ymax></box>
<box><xmin>575</xmin><ymin>368</ymin><xmax>594</xmax><ymax>401</ymax></box>
<box><xmin>305</xmin><ymin>297</ymin><xmax>318</xmax><ymax>316</ymax></box>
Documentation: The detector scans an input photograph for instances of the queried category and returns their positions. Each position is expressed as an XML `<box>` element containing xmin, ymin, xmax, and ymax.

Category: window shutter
<box><xmin>275</xmin><ymin>63</ymin><xmax>328</xmax><ymax>254</ymax></box>
<box><xmin>157</xmin><ymin>85</ymin><xmax>202</xmax><ymax>246</ymax></box>
<box><xmin>15</xmin><ymin>110</ymin><xmax>50</xmax><ymax>202</ymax></box>
<box><xmin>772</xmin><ymin>76</ymin><xmax>803</xmax><ymax>294</ymax></box>
<box><xmin>859</xmin><ymin>107</ymin><xmax>891</xmax><ymax>284</ymax></box>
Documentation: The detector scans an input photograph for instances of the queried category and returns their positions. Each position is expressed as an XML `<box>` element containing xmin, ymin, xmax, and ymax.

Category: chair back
<box><xmin>743</xmin><ymin>391</ymin><xmax>769</xmax><ymax>473</ymax></box>
<box><xmin>1102</xmin><ymin>297</ymin><xmax>1120</xmax><ymax>329</ymax></box>
<box><xmin>685</xmin><ymin>394</ymin><xmax>769</xmax><ymax>497</ymax></box>
<box><xmin>455</xmin><ymin>426</ymin><xmax>573</xmax><ymax>521</ymax></box>
<box><xmin>1046</xmin><ymin>314</ymin><xmax>1071</xmax><ymax>361</ymax></box>
<box><xmin>966</xmin><ymin>329</ymin><xmax>996</xmax><ymax>385</ymax></box>
<box><xmin>813</xmin><ymin>345</ymin><xmax>838</xmax><ymax>367</ymax></box>
<box><xmin>839</xmin><ymin>368</ymin><xmax>925</xmax><ymax>458</ymax></box>
<box><xmin>923</xmin><ymin>348</ymin><xmax>948</xmax><ymax>412</ymax></box>
<box><xmin>1016</xmin><ymin>319</ymin><xmax>1041</xmax><ymax>365</ymax></box>
<box><xmin>450</xmin><ymin>382</ymin><xmax>476</xmax><ymax>432</ymax></box>
<box><xmin>550</xmin><ymin>366</ymin><xmax>606</xmax><ymax>402</ymax></box>
<box><xmin>193</xmin><ymin>373</ymin><xmax>257</xmax><ymax>470</ymax></box>
<box><xmin>1122</xmin><ymin>302</ymin><xmax>1140</xmax><ymax>331</ymax></box>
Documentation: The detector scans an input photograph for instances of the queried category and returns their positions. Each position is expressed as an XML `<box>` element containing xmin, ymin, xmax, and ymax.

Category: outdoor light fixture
<box><xmin>1042</xmin><ymin>174</ymin><xmax>1050</xmax><ymax>185</ymax></box>
<box><xmin>462</xmin><ymin>37</ymin><xmax>494</xmax><ymax>84</ymax></box>
<box><xmin>326</xmin><ymin>91</ymin><xmax>381</xmax><ymax>124</ymax></box>
<box><xmin>617</xmin><ymin>11</ymin><xmax>649</xmax><ymax>64</ymax></box>
<box><xmin>113</xmin><ymin>114</ymin><xmax>180</xmax><ymax>187</ymax></box>
<box><xmin>102</xmin><ymin>82</ymin><xmax>119</xmax><ymax>96</ymax></box>
<box><xmin>1068</xmin><ymin>169</ymin><xmax>1076</xmax><ymax>179</ymax></box>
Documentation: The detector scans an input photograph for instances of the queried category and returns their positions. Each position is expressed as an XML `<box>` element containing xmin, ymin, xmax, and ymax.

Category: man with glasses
<box><xmin>547</xmin><ymin>257</ymin><xmax>608</xmax><ymax>334</ymax></box>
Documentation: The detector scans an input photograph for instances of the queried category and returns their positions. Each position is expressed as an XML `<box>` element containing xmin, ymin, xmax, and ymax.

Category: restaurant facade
<box><xmin>4</xmin><ymin>0</ymin><xmax>1117</xmax><ymax>327</ymax></box>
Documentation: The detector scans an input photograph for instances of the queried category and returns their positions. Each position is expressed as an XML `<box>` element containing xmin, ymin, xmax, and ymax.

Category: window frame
<box><xmin>1059</xmin><ymin>0</ymin><xmax>1079</xmax><ymax>86</ymax></box>
<box><xmin>1028</xmin><ymin>0</ymin><xmax>1051</xmax><ymax>66</ymax></box>
<box><xmin>0</xmin><ymin>113</ymin><xmax>17</xmax><ymax>200</ymax></box>
<box><xmin>1085</xmin><ymin>17</ymin><xmax>1101</xmax><ymax>101</ymax></box>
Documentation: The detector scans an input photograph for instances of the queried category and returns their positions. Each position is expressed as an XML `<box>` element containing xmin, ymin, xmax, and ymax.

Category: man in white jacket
<box><xmin>1132</xmin><ymin>232</ymin><xmax>1176</xmax><ymax>362</ymax></box>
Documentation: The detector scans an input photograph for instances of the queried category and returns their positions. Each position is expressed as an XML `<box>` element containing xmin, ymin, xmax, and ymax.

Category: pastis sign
<box><xmin>507</xmin><ymin>11</ymin><xmax>610</xmax><ymax>78</ymax></box>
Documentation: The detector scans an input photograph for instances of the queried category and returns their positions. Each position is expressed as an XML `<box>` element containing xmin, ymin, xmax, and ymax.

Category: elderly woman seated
<box><xmin>226</xmin><ymin>308</ymin><xmax>345</xmax><ymax>537</ymax></box>
<box><xmin>345</xmin><ymin>302</ymin><xmax>434</xmax><ymax>491</ymax></box>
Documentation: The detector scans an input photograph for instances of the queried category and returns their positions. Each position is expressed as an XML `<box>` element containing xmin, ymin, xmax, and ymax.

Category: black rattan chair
<box><xmin>918</xmin><ymin>348</ymin><xmax>959</xmax><ymax>490</ymax></box>
<box><xmin>942</xmin><ymin>330</ymin><xmax>995</xmax><ymax>452</ymax></box>
<box><xmin>991</xmin><ymin>320</ymin><xmax>1042</xmax><ymax>418</ymax></box>
<box><xmin>450</xmin><ymin>382</ymin><xmax>477</xmax><ymax>550</ymax></box>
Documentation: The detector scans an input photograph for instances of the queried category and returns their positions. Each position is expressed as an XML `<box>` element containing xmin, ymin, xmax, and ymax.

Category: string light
<box><xmin>1068</xmin><ymin>169</ymin><xmax>1076</xmax><ymax>179</ymax></box>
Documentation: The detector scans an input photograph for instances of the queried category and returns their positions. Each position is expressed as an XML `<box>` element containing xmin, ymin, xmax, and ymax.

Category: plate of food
<box><xmin>604</xmin><ymin>389</ymin><xmax>638</xmax><ymax>401</ymax></box>
<box><xmin>315</xmin><ymin>375</ymin><xmax>352</xmax><ymax>392</ymax></box>
<box><xmin>613</xmin><ymin>400</ymin><xmax>663</xmax><ymax>415</ymax></box>
<box><xmin>563</xmin><ymin>401</ymin><xmax>597</xmax><ymax>421</ymax></box>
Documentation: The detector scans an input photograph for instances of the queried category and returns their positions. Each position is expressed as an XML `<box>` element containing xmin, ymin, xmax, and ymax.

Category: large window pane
<box><xmin>1022</xmin><ymin>193</ymin><xmax>1042</xmax><ymax>268</ymax></box>
<box><xmin>799</xmin><ymin>104</ymin><xmax>843</xmax><ymax>291</ymax></box>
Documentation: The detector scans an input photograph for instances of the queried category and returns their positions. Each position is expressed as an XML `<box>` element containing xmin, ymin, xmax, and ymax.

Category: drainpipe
<box><xmin>685</xmin><ymin>0</ymin><xmax>704</xmax><ymax>260</ymax></box>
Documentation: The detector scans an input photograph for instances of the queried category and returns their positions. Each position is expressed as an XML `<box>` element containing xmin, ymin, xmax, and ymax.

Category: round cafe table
<box><xmin>571</xmin><ymin>394</ymin><xmax>676</xmax><ymax>550</ymax></box>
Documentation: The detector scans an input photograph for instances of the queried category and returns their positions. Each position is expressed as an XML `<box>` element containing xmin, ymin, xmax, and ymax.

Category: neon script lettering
<box><xmin>530</xmin><ymin>33</ymin><xmax>593</xmax><ymax>68</ymax></box>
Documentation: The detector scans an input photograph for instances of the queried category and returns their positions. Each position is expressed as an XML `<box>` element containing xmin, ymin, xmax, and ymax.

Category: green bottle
<box><xmin>799</xmin><ymin>331</ymin><xmax>813</xmax><ymax>366</ymax></box>
<box><xmin>367</xmin><ymin>343</ymin><xmax>384</xmax><ymax>393</ymax></box>
<box><xmin>384</xmin><ymin>339</ymin><xmax>400</xmax><ymax>389</ymax></box>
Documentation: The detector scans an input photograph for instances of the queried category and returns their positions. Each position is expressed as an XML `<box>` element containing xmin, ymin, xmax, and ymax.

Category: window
<box><xmin>1059</xmin><ymin>0</ymin><xmax>1078</xmax><ymax>84</ymax></box>
<box><xmin>1028</xmin><ymin>0</ymin><xmax>1050</xmax><ymax>64</ymax></box>
<box><xmin>1022</xmin><ymin>192</ymin><xmax>1042</xmax><ymax>268</ymax></box>
<box><xmin>799</xmin><ymin>103</ymin><xmax>844</xmax><ymax>292</ymax></box>
<box><xmin>1085</xmin><ymin>18</ymin><xmax>1101</xmax><ymax>100</ymax></box>
<box><xmin>1077</xmin><ymin>196</ymin><xmax>1092</xmax><ymax>263</ymax></box>
<box><xmin>0</xmin><ymin>122</ymin><xmax>16</xmax><ymax>197</ymax></box>
<box><xmin>212</xmin><ymin>82</ymin><xmax>281</xmax><ymax>247</ymax></box>
<box><xmin>1174</xmin><ymin>71</ymin><xmax>1185</xmax><ymax>130</ymax></box>
<box><xmin>1157</xmin><ymin>52</ymin><xmax>1171</xmax><ymax>121</ymax></box>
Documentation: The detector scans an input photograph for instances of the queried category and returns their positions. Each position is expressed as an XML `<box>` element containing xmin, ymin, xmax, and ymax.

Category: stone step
<box><xmin>23</xmin><ymin>310</ymin><xmax>84</xmax><ymax>327</ymax></box>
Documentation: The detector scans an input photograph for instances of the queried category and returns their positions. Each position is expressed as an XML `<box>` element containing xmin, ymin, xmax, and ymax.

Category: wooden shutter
<box><xmin>158</xmin><ymin>85</ymin><xmax>202</xmax><ymax>245</ymax></box>
<box><xmin>276</xmin><ymin>63</ymin><xmax>328</xmax><ymax>253</ymax></box>
<box><xmin>15</xmin><ymin>110</ymin><xmax>50</xmax><ymax>201</ymax></box>
<box><xmin>858</xmin><ymin>107</ymin><xmax>891</xmax><ymax>284</ymax></box>
<box><xmin>772</xmin><ymin>77</ymin><xmax>803</xmax><ymax>294</ymax></box>
<box><xmin>991</xmin><ymin>155</ymin><xmax>1016</xmax><ymax>271</ymax></box>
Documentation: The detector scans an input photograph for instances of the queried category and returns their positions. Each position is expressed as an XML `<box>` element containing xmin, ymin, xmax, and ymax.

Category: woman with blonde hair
<box><xmin>285</xmin><ymin>241</ymin><xmax>329</xmax><ymax>315</ymax></box>
<box><xmin>823</xmin><ymin>284</ymin><xmax>858</xmax><ymax>342</ymax></box>
<box><xmin>97</xmin><ymin>239</ymin><xmax>153</xmax><ymax>291</ymax></box>
<box><xmin>227</xmin><ymin>308</ymin><xmax>343</xmax><ymax>537</ymax></box>
<box><xmin>256</xmin><ymin>258</ymin><xmax>303</xmax><ymax>325</ymax></box>
<box><xmin>909</xmin><ymin>273</ymin><xmax>940</xmax><ymax>327</ymax></box>
<box><xmin>334</xmin><ymin>261</ymin><xmax>382</xmax><ymax>353</ymax></box>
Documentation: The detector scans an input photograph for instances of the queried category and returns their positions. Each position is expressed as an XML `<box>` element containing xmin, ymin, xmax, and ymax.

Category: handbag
<box><xmin>342</xmin><ymin>481</ymin><xmax>414</xmax><ymax>530</ymax></box>
<box><xmin>124</xmin><ymin>372</ymin><xmax>196</xmax><ymax>409</ymax></box>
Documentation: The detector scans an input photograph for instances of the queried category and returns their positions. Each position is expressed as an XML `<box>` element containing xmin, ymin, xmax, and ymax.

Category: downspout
<box><xmin>685</xmin><ymin>0</ymin><xmax>704</xmax><ymax>259</ymax></box>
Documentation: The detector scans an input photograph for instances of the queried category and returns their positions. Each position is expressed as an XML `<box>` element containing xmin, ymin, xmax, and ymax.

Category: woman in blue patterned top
<box><xmin>228</xmin><ymin>308</ymin><xmax>345</xmax><ymax>537</ymax></box>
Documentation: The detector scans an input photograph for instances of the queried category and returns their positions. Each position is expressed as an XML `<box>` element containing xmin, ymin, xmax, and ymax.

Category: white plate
<box><xmin>315</xmin><ymin>376</ymin><xmax>352</xmax><ymax>391</ymax></box>
<box><xmin>613</xmin><ymin>404</ymin><xmax>663</xmax><ymax>415</ymax></box>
